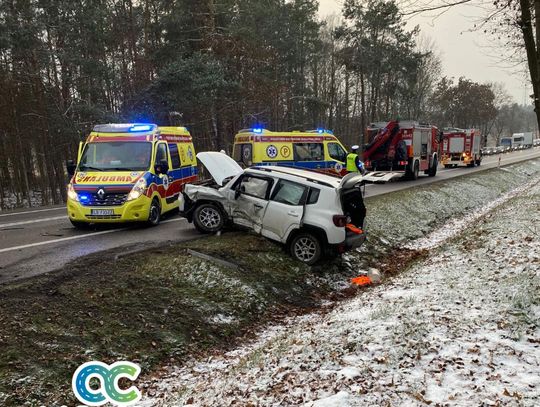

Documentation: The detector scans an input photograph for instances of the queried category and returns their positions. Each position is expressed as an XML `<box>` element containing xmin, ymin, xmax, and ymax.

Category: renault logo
<box><xmin>97</xmin><ymin>188</ymin><xmax>106</xmax><ymax>200</ymax></box>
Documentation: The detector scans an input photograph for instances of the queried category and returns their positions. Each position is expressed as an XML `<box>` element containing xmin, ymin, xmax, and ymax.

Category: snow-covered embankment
<box><xmin>141</xmin><ymin>162</ymin><xmax>540</xmax><ymax>406</ymax></box>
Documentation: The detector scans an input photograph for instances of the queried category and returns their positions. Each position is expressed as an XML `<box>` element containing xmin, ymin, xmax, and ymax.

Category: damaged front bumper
<box><xmin>178</xmin><ymin>192</ymin><xmax>195</xmax><ymax>222</ymax></box>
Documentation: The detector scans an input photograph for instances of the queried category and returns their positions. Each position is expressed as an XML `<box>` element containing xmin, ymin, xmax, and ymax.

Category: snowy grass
<box><xmin>140</xmin><ymin>166</ymin><xmax>540</xmax><ymax>406</ymax></box>
<box><xmin>2</xmin><ymin>160</ymin><xmax>540</xmax><ymax>406</ymax></box>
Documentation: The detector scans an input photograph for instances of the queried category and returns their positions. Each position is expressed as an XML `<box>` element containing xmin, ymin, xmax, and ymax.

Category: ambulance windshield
<box><xmin>79</xmin><ymin>142</ymin><xmax>152</xmax><ymax>172</ymax></box>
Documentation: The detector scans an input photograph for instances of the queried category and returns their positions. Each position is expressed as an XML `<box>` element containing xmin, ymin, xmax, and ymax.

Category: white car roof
<box><xmin>248</xmin><ymin>166</ymin><xmax>343</xmax><ymax>188</ymax></box>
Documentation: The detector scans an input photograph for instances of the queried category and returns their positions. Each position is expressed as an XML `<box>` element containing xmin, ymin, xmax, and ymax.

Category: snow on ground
<box><xmin>142</xmin><ymin>181</ymin><xmax>540</xmax><ymax>406</ymax></box>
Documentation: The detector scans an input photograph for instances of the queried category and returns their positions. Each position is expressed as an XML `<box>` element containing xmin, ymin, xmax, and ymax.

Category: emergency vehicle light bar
<box><xmin>92</xmin><ymin>123</ymin><xmax>158</xmax><ymax>133</ymax></box>
<box><xmin>307</xmin><ymin>129</ymin><xmax>334</xmax><ymax>135</ymax></box>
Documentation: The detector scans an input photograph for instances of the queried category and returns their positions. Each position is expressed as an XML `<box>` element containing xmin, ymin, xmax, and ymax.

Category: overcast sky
<box><xmin>318</xmin><ymin>0</ymin><xmax>531</xmax><ymax>104</ymax></box>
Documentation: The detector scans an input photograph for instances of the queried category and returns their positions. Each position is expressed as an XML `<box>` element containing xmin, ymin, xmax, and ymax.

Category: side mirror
<box><xmin>155</xmin><ymin>159</ymin><xmax>169</xmax><ymax>175</ymax></box>
<box><xmin>66</xmin><ymin>160</ymin><xmax>77</xmax><ymax>177</ymax></box>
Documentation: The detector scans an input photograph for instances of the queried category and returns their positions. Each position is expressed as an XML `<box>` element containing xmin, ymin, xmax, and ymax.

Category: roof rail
<box><xmin>251</xmin><ymin>165</ymin><xmax>337</xmax><ymax>188</ymax></box>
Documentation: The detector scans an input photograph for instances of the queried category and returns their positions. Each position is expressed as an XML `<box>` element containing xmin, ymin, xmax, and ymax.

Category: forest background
<box><xmin>0</xmin><ymin>0</ymin><xmax>536</xmax><ymax>208</ymax></box>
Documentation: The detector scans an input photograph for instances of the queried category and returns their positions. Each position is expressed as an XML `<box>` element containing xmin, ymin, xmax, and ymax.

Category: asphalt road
<box><xmin>1</xmin><ymin>148</ymin><xmax>540</xmax><ymax>284</ymax></box>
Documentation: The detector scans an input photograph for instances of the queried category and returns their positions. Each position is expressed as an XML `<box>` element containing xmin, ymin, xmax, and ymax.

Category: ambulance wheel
<box><xmin>147</xmin><ymin>198</ymin><xmax>161</xmax><ymax>226</ymax></box>
<box><xmin>70</xmin><ymin>219</ymin><xmax>91</xmax><ymax>229</ymax></box>
<box><xmin>193</xmin><ymin>203</ymin><xmax>224</xmax><ymax>233</ymax></box>
<box><xmin>289</xmin><ymin>233</ymin><xmax>322</xmax><ymax>265</ymax></box>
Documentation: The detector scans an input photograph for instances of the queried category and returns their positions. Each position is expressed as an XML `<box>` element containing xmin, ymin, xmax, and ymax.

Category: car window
<box><xmin>239</xmin><ymin>176</ymin><xmax>270</xmax><ymax>199</ymax></box>
<box><xmin>169</xmin><ymin>143</ymin><xmax>181</xmax><ymax>168</ymax></box>
<box><xmin>328</xmin><ymin>142</ymin><xmax>347</xmax><ymax>162</ymax></box>
<box><xmin>234</xmin><ymin>143</ymin><xmax>252</xmax><ymax>166</ymax></box>
<box><xmin>155</xmin><ymin>143</ymin><xmax>168</xmax><ymax>163</ymax></box>
<box><xmin>271</xmin><ymin>179</ymin><xmax>307</xmax><ymax>206</ymax></box>
<box><xmin>293</xmin><ymin>143</ymin><xmax>324</xmax><ymax>161</ymax></box>
<box><xmin>307</xmin><ymin>188</ymin><xmax>320</xmax><ymax>205</ymax></box>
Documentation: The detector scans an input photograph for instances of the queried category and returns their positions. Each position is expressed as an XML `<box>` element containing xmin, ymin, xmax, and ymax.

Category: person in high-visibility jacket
<box><xmin>346</xmin><ymin>145</ymin><xmax>366</xmax><ymax>174</ymax></box>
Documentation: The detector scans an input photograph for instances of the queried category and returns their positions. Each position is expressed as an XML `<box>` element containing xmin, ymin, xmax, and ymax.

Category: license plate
<box><xmin>91</xmin><ymin>209</ymin><xmax>114</xmax><ymax>216</ymax></box>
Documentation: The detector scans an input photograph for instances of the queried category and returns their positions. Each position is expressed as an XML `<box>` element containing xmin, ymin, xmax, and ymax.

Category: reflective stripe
<box><xmin>346</xmin><ymin>153</ymin><xmax>359</xmax><ymax>172</ymax></box>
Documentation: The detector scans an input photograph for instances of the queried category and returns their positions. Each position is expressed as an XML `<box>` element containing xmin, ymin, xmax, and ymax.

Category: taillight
<box><xmin>333</xmin><ymin>215</ymin><xmax>347</xmax><ymax>227</ymax></box>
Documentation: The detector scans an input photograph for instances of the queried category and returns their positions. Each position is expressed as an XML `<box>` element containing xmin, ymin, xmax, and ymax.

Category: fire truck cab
<box><xmin>441</xmin><ymin>128</ymin><xmax>482</xmax><ymax>168</ymax></box>
<box><xmin>362</xmin><ymin>120</ymin><xmax>440</xmax><ymax>182</ymax></box>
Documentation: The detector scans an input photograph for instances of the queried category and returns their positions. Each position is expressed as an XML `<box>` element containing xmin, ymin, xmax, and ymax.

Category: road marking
<box><xmin>0</xmin><ymin>216</ymin><xmax>67</xmax><ymax>229</ymax></box>
<box><xmin>0</xmin><ymin>218</ymin><xmax>185</xmax><ymax>254</ymax></box>
<box><xmin>0</xmin><ymin>207</ymin><xmax>65</xmax><ymax>218</ymax></box>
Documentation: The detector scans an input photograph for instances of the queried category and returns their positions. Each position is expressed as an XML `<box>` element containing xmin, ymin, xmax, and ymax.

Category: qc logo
<box><xmin>72</xmin><ymin>361</ymin><xmax>141</xmax><ymax>406</ymax></box>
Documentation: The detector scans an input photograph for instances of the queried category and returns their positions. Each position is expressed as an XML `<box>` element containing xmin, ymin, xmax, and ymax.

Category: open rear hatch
<box><xmin>339</xmin><ymin>172</ymin><xmax>366</xmax><ymax>228</ymax></box>
<box><xmin>362</xmin><ymin>171</ymin><xmax>403</xmax><ymax>183</ymax></box>
<box><xmin>338</xmin><ymin>173</ymin><xmax>367</xmax><ymax>248</ymax></box>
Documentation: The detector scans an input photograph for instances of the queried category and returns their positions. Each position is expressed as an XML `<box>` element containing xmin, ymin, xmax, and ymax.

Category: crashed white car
<box><xmin>179</xmin><ymin>152</ymin><xmax>366</xmax><ymax>265</ymax></box>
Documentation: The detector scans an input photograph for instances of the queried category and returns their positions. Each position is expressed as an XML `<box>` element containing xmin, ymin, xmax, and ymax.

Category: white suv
<box><xmin>179</xmin><ymin>152</ymin><xmax>366</xmax><ymax>264</ymax></box>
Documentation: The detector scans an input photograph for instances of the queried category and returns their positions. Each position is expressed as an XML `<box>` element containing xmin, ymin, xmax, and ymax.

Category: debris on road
<box><xmin>350</xmin><ymin>275</ymin><xmax>372</xmax><ymax>286</ymax></box>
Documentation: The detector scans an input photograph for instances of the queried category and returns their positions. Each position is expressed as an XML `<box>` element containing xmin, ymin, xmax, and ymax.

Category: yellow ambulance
<box><xmin>232</xmin><ymin>128</ymin><xmax>349</xmax><ymax>175</ymax></box>
<box><xmin>66</xmin><ymin>124</ymin><xmax>197</xmax><ymax>228</ymax></box>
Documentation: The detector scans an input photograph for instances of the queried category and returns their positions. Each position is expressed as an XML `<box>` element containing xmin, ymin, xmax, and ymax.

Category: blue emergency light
<box><xmin>79</xmin><ymin>194</ymin><xmax>90</xmax><ymax>202</ymax></box>
<box><xmin>253</xmin><ymin>128</ymin><xmax>264</xmax><ymax>134</ymax></box>
<box><xmin>129</xmin><ymin>124</ymin><xmax>153</xmax><ymax>132</ymax></box>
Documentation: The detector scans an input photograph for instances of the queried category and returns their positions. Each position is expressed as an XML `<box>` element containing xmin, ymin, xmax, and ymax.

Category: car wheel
<box><xmin>193</xmin><ymin>203</ymin><xmax>224</xmax><ymax>233</ymax></box>
<box><xmin>289</xmin><ymin>233</ymin><xmax>322</xmax><ymax>265</ymax></box>
<box><xmin>70</xmin><ymin>219</ymin><xmax>91</xmax><ymax>229</ymax></box>
<box><xmin>147</xmin><ymin>198</ymin><xmax>161</xmax><ymax>226</ymax></box>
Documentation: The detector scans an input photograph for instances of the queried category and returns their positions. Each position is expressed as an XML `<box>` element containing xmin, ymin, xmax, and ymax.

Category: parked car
<box><xmin>481</xmin><ymin>147</ymin><xmax>495</xmax><ymax>156</ymax></box>
<box><xmin>179</xmin><ymin>152</ymin><xmax>367</xmax><ymax>265</ymax></box>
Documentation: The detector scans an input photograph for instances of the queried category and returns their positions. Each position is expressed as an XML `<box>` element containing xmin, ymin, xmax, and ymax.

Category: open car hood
<box><xmin>338</xmin><ymin>172</ymin><xmax>365</xmax><ymax>192</ymax></box>
<box><xmin>196</xmin><ymin>151</ymin><xmax>243</xmax><ymax>186</ymax></box>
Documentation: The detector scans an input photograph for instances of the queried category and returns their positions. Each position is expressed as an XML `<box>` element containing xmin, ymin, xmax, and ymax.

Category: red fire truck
<box><xmin>440</xmin><ymin>128</ymin><xmax>482</xmax><ymax>168</ymax></box>
<box><xmin>362</xmin><ymin>120</ymin><xmax>441</xmax><ymax>182</ymax></box>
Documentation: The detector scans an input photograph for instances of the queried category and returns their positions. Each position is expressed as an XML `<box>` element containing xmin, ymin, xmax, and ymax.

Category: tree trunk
<box><xmin>520</xmin><ymin>0</ymin><xmax>540</xmax><ymax>131</ymax></box>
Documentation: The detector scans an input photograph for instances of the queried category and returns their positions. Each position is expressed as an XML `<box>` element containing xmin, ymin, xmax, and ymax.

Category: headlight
<box><xmin>127</xmin><ymin>178</ymin><xmax>147</xmax><ymax>201</ymax></box>
<box><xmin>67</xmin><ymin>184</ymin><xmax>79</xmax><ymax>201</ymax></box>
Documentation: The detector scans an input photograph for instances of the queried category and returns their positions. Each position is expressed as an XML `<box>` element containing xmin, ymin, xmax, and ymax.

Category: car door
<box><xmin>230</xmin><ymin>175</ymin><xmax>272</xmax><ymax>233</ymax></box>
<box><xmin>326</xmin><ymin>142</ymin><xmax>347</xmax><ymax>175</ymax></box>
<box><xmin>154</xmin><ymin>142</ymin><xmax>174</xmax><ymax>210</ymax></box>
<box><xmin>261</xmin><ymin>179</ymin><xmax>307</xmax><ymax>242</ymax></box>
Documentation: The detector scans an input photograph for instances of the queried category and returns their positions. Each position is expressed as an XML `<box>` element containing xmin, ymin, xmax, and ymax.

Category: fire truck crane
<box><xmin>361</xmin><ymin>120</ymin><xmax>441</xmax><ymax>182</ymax></box>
